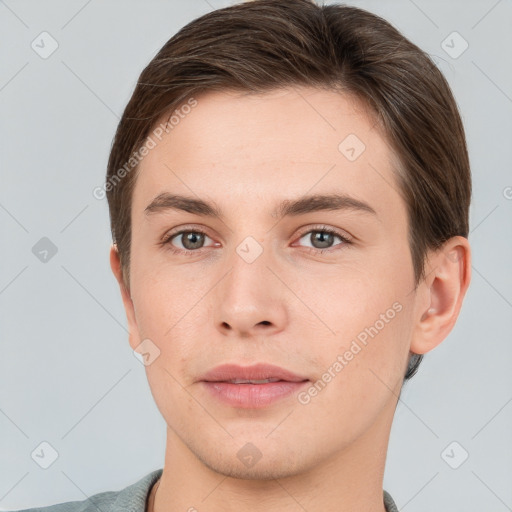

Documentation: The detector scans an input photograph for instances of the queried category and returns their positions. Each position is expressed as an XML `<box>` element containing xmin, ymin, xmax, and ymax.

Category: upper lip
<box><xmin>200</xmin><ymin>363</ymin><xmax>308</xmax><ymax>383</ymax></box>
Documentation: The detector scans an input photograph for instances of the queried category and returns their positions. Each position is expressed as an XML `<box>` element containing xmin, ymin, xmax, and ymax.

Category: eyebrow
<box><xmin>144</xmin><ymin>192</ymin><xmax>377</xmax><ymax>219</ymax></box>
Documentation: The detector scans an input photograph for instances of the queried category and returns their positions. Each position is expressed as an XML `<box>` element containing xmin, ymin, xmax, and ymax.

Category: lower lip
<box><xmin>201</xmin><ymin>380</ymin><xmax>309</xmax><ymax>408</ymax></box>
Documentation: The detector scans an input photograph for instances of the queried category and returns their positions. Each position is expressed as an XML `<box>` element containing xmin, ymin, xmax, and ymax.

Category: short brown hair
<box><xmin>105</xmin><ymin>0</ymin><xmax>471</xmax><ymax>380</ymax></box>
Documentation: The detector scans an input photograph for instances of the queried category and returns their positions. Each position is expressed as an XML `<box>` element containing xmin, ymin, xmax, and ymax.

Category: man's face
<box><xmin>120</xmin><ymin>86</ymin><xmax>422</xmax><ymax>478</ymax></box>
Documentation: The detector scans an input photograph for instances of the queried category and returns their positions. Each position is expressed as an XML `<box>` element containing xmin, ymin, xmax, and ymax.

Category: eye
<box><xmin>294</xmin><ymin>226</ymin><xmax>351</xmax><ymax>253</ymax></box>
<box><xmin>161</xmin><ymin>225</ymin><xmax>351</xmax><ymax>256</ymax></box>
<box><xmin>162</xmin><ymin>229</ymin><xmax>216</xmax><ymax>254</ymax></box>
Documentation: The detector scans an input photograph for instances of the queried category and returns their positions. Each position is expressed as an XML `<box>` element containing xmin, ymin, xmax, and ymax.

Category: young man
<box><xmin>11</xmin><ymin>0</ymin><xmax>471</xmax><ymax>511</ymax></box>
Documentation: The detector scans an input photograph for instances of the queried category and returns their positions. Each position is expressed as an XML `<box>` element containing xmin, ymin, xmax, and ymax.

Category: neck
<box><xmin>153</xmin><ymin>403</ymin><xmax>394</xmax><ymax>512</ymax></box>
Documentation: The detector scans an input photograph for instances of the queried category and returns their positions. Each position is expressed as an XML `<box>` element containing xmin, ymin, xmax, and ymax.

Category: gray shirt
<box><xmin>8</xmin><ymin>468</ymin><xmax>398</xmax><ymax>512</ymax></box>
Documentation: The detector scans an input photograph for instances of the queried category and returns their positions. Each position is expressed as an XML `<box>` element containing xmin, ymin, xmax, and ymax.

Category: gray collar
<box><xmin>109</xmin><ymin>469</ymin><xmax>398</xmax><ymax>512</ymax></box>
<box><xmin>109</xmin><ymin>468</ymin><xmax>162</xmax><ymax>512</ymax></box>
<box><xmin>384</xmin><ymin>489</ymin><xmax>399</xmax><ymax>512</ymax></box>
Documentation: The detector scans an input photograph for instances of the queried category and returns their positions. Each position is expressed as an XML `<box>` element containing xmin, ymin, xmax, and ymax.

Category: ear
<box><xmin>109</xmin><ymin>243</ymin><xmax>141</xmax><ymax>351</ymax></box>
<box><xmin>410</xmin><ymin>236</ymin><xmax>471</xmax><ymax>355</ymax></box>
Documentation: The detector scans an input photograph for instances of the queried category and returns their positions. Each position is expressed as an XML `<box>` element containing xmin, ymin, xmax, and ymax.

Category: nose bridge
<box><xmin>224</xmin><ymin>219</ymin><xmax>274</xmax><ymax>286</ymax></box>
<box><xmin>224</xmin><ymin>233</ymin><xmax>273</xmax><ymax>307</ymax></box>
<box><xmin>213</xmin><ymin>233</ymin><xmax>288</xmax><ymax>336</ymax></box>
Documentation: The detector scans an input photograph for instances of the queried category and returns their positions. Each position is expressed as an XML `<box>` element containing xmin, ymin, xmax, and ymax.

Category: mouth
<box><xmin>199</xmin><ymin>363</ymin><xmax>309</xmax><ymax>408</ymax></box>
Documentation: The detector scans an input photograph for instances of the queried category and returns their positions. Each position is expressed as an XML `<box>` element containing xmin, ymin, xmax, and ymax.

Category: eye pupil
<box><xmin>311</xmin><ymin>231</ymin><xmax>333</xmax><ymax>249</ymax></box>
<box><xmin>182</xmin><ymin>232</ymin><xmax>204</xmax><ymax>250</ymax></box>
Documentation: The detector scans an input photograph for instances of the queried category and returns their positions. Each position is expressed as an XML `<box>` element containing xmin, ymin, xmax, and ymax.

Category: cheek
<box><xmin>299</xmin><ymin>299</ymin><xmax>414</xmax><ymax>437</ymax></box>
<box><xmin>295</xmin><ymin>260</ymin><xmax>408</xmax><ymax>338</ymax></box>
<box><xmin>129</xmin><ymin>263</ymin><xmax>209</xmax><ymax>366</ymax></box>
<box><xmin>294</xmin><ymin>317</ymin><xmax>411</xmax><ymax>448</ymax></box>
<box><xmin>293</xmin><ymin>252</ymin><xmax>414</xmax><ymax>385</ymax></box>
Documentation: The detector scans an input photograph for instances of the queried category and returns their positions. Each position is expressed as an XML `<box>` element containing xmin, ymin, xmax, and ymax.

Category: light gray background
<box><xmin>1</xmin><ymin>0</ymin><xmax>511</xmax><ymax>510</ymax></box>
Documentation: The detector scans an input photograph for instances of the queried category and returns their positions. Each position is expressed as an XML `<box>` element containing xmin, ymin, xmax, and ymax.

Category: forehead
<box><xmin>132</xmin><ymin>86</ymin><xmax>403</xmax><ymax>221</ymax></box>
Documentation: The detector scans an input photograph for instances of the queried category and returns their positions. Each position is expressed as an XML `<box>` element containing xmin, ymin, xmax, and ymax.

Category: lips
<box><xmin>200</xmin><ymin>363</ymin><xmax>308</xmax><ymax>383</ymax></box>
<box><xmin>199</xmin><ymin>363</ymin><xmax>310</xmax><ymax>408</ymax></box>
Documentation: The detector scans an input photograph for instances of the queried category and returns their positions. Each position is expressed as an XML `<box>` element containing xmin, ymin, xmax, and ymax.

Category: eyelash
<box><xmin>161</xmin><ymin>225</ymin><xmax>352</xmax><ymax>257</ymax></box>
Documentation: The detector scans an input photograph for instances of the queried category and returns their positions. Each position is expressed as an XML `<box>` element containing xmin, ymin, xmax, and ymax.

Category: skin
<box><xmin>110</xmin><ymin>86</ymin><xmax>471</xmax><ymax>512</ymax></box>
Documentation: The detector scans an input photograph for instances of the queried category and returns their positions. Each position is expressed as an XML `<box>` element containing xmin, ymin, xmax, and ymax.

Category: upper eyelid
<box><xmin>296</xmin><ymin>225</ymin><xmax>350</xmax><ymax>239</ymax></box>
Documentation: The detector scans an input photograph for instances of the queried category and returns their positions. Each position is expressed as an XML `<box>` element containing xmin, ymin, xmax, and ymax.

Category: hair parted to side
<box><xmin>105</xmin><ymin>0</ymin><xmax>471</xmax><ymax>381</ymax></box>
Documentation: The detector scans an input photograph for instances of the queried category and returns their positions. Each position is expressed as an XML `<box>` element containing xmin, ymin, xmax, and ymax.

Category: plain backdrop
<box><xmin>1</xmin><ymin>0</ymin><xmax>511</xmax><ymax>510</ymax></box>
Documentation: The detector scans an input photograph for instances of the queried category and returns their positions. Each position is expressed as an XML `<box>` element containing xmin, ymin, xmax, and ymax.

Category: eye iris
<box><xmin>311</xmin><ymin>231</ymin><xmax>333</xmax><ymax>249</ymax></box>
<box><xmin>182</xmin><ymin>232</ymin><xmax>204</xmax><ymax>250</ymax></box>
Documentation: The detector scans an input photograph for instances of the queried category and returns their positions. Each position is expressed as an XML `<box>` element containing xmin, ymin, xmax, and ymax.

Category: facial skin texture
<box><xmin>110</xmin><ymin>86</ymin><xmax>471</xmax><ymax>512</ymax></box>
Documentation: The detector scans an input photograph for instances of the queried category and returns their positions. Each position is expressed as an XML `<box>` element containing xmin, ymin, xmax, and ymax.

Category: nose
<box><xmin>213</xmin><ymin>241</ymin><xmax>288</xmax><ymax>339</ymax></box>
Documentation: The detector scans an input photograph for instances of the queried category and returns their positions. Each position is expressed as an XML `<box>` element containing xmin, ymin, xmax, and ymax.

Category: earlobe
<box><xmin>410</xmin><ymin>236</ymin><xmax>471</xmax><ymax>355</ymax></box>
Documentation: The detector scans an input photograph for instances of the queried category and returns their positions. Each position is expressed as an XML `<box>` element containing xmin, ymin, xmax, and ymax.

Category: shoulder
<box><xmin>6</xmin><ymin>490</ymin><xmax>118</xmax><ymax>512</ymax></box>
<box><xmin>5</xmin><ymin>469</ymin><xmax>163</xmax><ymax>512</ymax></box>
